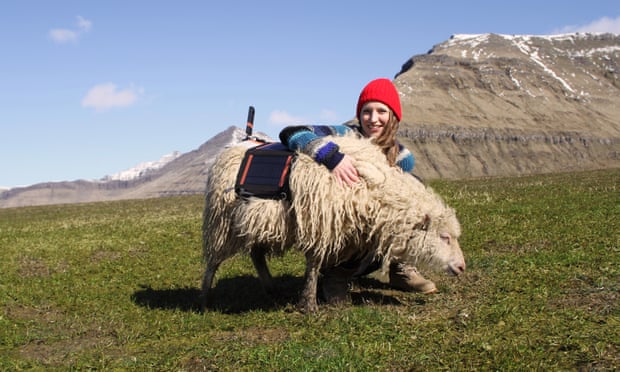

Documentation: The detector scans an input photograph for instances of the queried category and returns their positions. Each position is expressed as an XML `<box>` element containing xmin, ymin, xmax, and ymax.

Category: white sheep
<box><xmin>201</xmin><ymin>134</ymin><xmax>465</xmax><ymax>313</ymax></box>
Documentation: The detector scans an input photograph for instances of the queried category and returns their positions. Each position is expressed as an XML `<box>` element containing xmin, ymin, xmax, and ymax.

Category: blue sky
<box><xmin>1</xmin><ymin>1</ymin><xmax>619</xmax><ymax>188</ymax></box>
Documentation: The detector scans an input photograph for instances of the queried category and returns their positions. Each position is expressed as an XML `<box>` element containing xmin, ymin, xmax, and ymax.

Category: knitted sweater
<box><xmin>278</xmin><ymin>123</ymin><xmax>415</xmax><ymax>172</ymax></box>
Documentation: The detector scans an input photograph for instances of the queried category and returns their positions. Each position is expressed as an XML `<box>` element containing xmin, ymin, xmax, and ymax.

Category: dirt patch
<box><xmin>212</xmin><ymin>326</ymin><xmax>290</xmax><ymax>344</ymax></box>
<box><xmin>18</xmin><ymin>331</ymin><xmax>117</xmax><ymax>367</ymax></box>
<box><xmin>18</xmin><ymin>257</ymin><xmax>51</xmax><ymax>277</ymax></box>
<box><xmin>17</xmin><ymin>256</ymin><xmax>69</xmax><ymax>277</ymax></box>
<box><xmin>182</xmin><ymin>357</ymin><xmax>221</xmax><ymax>371</ymax></box>
<box><xmin>6</xmin><ymin>304</ymin><xmax>119</xmax><ymax>366</ymax></box>
<box><xmin>6</xmin><ymin>304</ymin><xmax>63</xmax><ymax>324</ymax></box>
<box><xmin>91</xmin><ymin>249</ymin><xmax>122</xmax><ymax>263</ymax></box>
<box><xmin>550</xmin><ymin>280</ymin><xmax>618</xmax><ymax>316</ymax></box>
<box><xmin>181</xmin><ymin>327</ymin><xmax>290</xmax><ymax>371</ymax></box>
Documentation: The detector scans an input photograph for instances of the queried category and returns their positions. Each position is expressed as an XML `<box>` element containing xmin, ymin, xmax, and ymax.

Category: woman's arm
<box><xmin>279</xmin><ymin>125</ymin><xmax>361</xmax><ymax>186</ymax></box>
<box><xmin>279</xmin><ymin>125</ymin><xmax>353</xmax><ymax>170</ymax></box>
<box><xmin>395</xmin><ymin>144</ymin><xmax>415</xmax><ymax>173</ymax></box>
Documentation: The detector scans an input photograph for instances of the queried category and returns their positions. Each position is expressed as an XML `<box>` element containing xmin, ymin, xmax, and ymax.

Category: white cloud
<box><xmin>49</xmin><ymin>28</ymin><xmax>79</xmax><ymax>43</ymax></box>
<box><xmin>554</xmin><ymin>15</ymin><xmax>620</xmax><ymax>34</ymax></box>
<box><xmin>76</xmin><ymin>16</ymin><xmax>92</xmax><ymax>32</ymax></box>
<box><xmin>264</xmin><ymin>109</ymin><xmax>344</xmax><ymax>138</ymax></box>
<box><xmin>269</xmin><ymin>110</ymin><xmax>308</xmax><ymax>125</ymax></box>
<box><xmin>319</xmin><ymin>109</ymin><xmax>340</xmax><ymax>122</ymax></box>
<box><xmin>269</xmin><ymin>109</ymin><xmax>342</xmax><ymax>126</ymax></box>
<box><xmin>81</xmin><ymin>83</ymin><xmax>143</xmax><ymax>112</ymax></box>
<box><xmin>49</xmin><ymin>15</ymin><xmax>92</xmax><ymax>44</ymax></box>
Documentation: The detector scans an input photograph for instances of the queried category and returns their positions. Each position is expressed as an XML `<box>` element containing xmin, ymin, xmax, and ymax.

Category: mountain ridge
<box><xmin>0</xmin><ymin>126</ymin><xmax>268</xmax><ymax>208</ymax></box>
<box><xmin>394</xmin><ymin>32</ymin><xmax>619</xmax><ymax>179</ymax></box>
<box><xmin>396</xmin><ymin>32</ymin><xmax>619</xmax><ymax>135</ymax></box>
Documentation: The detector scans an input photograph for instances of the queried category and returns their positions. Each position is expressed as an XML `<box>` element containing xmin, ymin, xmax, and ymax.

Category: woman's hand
<box><xmin>332</xmin><ymin>154</ymin><xmax>359</xmax><ymax>187</ymax></box>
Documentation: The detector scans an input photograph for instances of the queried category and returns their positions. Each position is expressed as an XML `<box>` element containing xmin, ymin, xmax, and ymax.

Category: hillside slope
<box><xmin>0</xmin><ymin>127</ymin><xmax>255</xmax><ymax>208</ymax></box>
<box><xmin>395</xmin><ymin>33</ymin><xmax>619</xmax><ymax>179</ymax></box>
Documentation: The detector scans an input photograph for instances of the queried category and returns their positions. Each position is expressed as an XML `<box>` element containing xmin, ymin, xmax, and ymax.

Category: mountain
<box><xmin>1</xmin><ymin>32</ymin><xmax>619</xmax><ymax>208</ymax></box>
<box><xmin>102</xmin><ymin>151</ymin><xmax>182</xmax><ymax>182</ymax></box>
<box><xmin>394</xmin><ymin>33</ymin><xmax>619</xmax><ymax>179</ymax></box>
<box><xmin>0</xmin><ymin>126</ymin><xmax>270</xmax><ymax>208</ymax></box>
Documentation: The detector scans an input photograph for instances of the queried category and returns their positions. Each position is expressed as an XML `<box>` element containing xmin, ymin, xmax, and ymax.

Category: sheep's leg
<box><xmin>320</xmin><ymin>265</ymin><xmax>354</xmax><ymax>304</ymax></box>
<box><xmin>200</xmin><ymin>259</ymin><xmax>221</xmax><ymax>309</ymax></box>
<box><xmin>250</xmin><ymin>244</ymin><xmax>275</xmax><ymax>295</ymax></box>
<box><xmin>298</xmin><ymin>252</ymin><xmax>320</xmax><ymax>313</ymax></box>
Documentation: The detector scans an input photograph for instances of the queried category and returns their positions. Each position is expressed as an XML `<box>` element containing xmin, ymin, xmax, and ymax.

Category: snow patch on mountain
<box><xmin>442</xmin><ymin>33</ymin><xmax>619</xmax><ymax>96</ymax></box>
<box><xmin>102</xmin><ymin>151</ymin><xmax>182</xmax><ymax>181</ymax></box>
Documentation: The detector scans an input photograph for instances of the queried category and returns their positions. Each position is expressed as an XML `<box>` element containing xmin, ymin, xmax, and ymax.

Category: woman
<box><xmin>279</xmin><ymin>78</ymin><xmax>437</xmax><ymax>300</ymax></box>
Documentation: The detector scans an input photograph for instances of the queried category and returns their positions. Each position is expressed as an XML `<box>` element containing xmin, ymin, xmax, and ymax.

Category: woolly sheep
<box><xmin>201</xmin><ymin>134</ymin><xmax>466</xmax><ymax>313</ymax></box>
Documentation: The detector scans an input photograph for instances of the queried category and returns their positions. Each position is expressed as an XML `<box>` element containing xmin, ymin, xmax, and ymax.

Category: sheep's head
<box><xmin>388</xmin><ymin>210</ymin><xmax>466</xmax><ymax>277</ymax></box>
<box><xmin>420</xmin><ymin>210</ymin><xmax>465</xmax><ymax>276</ymax></box>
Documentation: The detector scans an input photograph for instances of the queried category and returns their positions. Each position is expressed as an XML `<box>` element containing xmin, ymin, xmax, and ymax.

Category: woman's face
<box><xmin>360</xmin><ymin>101</ymin><xmax>391</xmax><ymax>138</ymax></box>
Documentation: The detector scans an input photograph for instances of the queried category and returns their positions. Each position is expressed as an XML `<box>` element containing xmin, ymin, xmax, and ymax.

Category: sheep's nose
<box><xmin>450</xmin><ymin>261</ymin><xmax>466</xmax><ymax>275</ymax></box>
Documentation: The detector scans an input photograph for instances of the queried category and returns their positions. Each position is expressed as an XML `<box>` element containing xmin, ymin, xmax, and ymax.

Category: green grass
<box><xmin>0</xmin><ymin>169</ymin><xmax>618</xmax><ymax>370</ymax></box>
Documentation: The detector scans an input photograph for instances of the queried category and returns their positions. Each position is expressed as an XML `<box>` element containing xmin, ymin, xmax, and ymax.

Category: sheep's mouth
<box><xmin>447</xmin><ymin>263</ymin><xmax>465</xmax><ymax>276</ymax></box>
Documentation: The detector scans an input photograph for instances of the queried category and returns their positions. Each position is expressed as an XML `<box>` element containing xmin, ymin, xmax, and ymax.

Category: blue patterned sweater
<box><xmin>278</xmin><ymin>123</ymin><xmax>415</xmax><ymax>172</ymax></box>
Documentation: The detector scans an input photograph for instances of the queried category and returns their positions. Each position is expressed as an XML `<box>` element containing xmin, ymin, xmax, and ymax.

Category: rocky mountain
<box><xmin>0</xmin><ymin>127</ymin><xmax>270</xmax><ymax>208</ymax></box>
<box><xmin>394</xmin><ymin>33</ymin><xmax>619</xmax><ymax>179</ymax></box>
<box><xmin>102</xmin><ymin>151</ymin><xmax>182</xmax><ymax>182</ymax></box>
<box><xmin>1</xmin><ymin>32</ymin><xmax>618</xmax><ymax>208</ymax></box>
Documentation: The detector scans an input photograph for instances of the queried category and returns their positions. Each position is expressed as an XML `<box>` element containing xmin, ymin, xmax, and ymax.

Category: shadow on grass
<box><xmin>352</xmin><ymin>277</ymin><xmax>407</xmax><ymax>307</ymax></box>
<box><xmin>131</xmin><ymin>275</ymin><xmax>405</xmax><ymax>314</ymax></box>
<box><xmin>132</xmin><ymin>285</ymin><xmax>204</xmax><ymax>312</ymax></box>
<box><xmin>131</xmin><ymin>274</ymin><xmax>303</xmax><ymax>314</ymax></box>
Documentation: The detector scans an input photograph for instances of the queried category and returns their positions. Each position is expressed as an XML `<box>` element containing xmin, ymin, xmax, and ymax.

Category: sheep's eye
<box><xmin>440</xmin><ymin>232</ymin><xmax>451</xmax><ymax>244</ymax></box>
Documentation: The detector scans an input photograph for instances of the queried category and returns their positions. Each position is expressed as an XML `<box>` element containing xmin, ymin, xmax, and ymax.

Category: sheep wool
<box><xmin>201</xmin><ymin>133</ymin><xmax>465</xmax><ymax>313</ymax></box>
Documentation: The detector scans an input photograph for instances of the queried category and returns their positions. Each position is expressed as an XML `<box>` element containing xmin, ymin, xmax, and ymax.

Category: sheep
<box><xmin>201</xmin><ymin>134</ymin><xmax>466</xmax><ymax>313</ymax></box>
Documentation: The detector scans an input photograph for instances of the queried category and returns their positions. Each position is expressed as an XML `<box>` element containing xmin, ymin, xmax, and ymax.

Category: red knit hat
<box><xmin>356</xmin><ymin>78</ymin><xmax>402</xmax><ymax>122</ymax></box>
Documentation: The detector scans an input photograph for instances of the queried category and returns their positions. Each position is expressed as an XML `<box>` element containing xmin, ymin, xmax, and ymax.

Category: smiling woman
<box><xmin>278</xmin><ymin>78</ymin><xmax>413</xmax><ymax>187</ymax></box>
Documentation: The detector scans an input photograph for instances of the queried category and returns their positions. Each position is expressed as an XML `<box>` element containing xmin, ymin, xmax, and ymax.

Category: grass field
<box><xmin>1</xmin><ymin>169</ymin><xmax>618</xmax><ymax>370</ymax></box>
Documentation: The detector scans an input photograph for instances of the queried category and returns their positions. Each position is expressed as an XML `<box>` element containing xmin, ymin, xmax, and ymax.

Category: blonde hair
<box><xmin>369</xmin><ymin>111</ymin><xmax>400</xmax><ymax>167</ymax></box>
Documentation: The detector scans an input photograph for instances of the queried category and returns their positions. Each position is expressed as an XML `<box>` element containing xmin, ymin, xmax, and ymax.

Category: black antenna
<box><xmin>245</xmin><ymin>106</ymin><xmax>255</xmax><ymax>137</ymax></box>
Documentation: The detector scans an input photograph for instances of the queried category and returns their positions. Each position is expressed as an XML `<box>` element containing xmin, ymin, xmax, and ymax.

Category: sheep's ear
<box><xmin>416</xmin><ymin>214</ymin><xmax>431</xmax><ymax>231</ymax></box>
